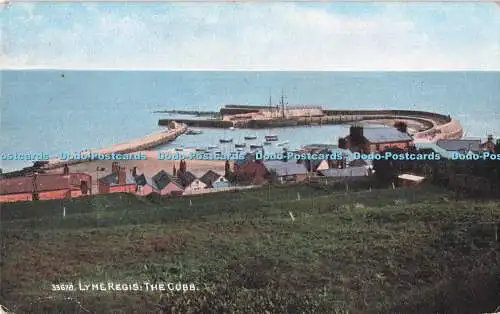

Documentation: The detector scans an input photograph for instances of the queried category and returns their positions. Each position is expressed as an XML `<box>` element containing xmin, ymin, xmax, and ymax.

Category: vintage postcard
<box><xmin>1</xmin><ymin>1</ymin><xmax>499</xmax><ymax>313</ymax></box>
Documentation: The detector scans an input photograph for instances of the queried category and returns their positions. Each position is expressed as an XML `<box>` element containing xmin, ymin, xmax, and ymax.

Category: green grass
<box><xmin>1</xmin><ymin>184</ymin><xmax>499</xmax><ymax>313</ymax></box>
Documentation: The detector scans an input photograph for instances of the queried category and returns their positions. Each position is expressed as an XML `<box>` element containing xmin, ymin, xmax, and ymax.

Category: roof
<box><xmin>436</xmin><ymin>139</ymin><xmax>481</xmax><ymax>152</ymax></box>
<box><xmin>319</xmin><ymin>167</ymin><xmax>368</xmax><ymax>177</ymax></box>
<box><xmin>151</xmin><ymin>170</ymin><xmax>180</xmax><ymax>190</ymax></box>
<box><xmin>0</xmin><ymin>174</ymin><xmax>73</xmax><ymax>195</ymax></box>
<box><xmin>362</xmin><ymin>127</ymin><xmax>412</xmax><ymax>144</ymax></box>
<box><xmin>304</xmin><ymin>159</ymin><xmax>324</xmax><ymax>172</ymax></box>
<box><xmin>234</xmin><ymin>153</ymin><xmax>256</xmax><ymax>167</ymax></box>
<box><xmin>135</xmin><ymin>174</ymin><xmax>159</xmax><ymax>190</ymax></box>
<box><xmin>176</xmin><ymin>171</ymin><xmax>197</xmax><ymax>187</ymax></box>
<box><xmin>99</xmin><ymin>171</ymin><xmax>136</xmax><ymax>186</ymax></box>
<box><xmin>199</xmin><ymin>170</ymin><xmax>222</xmax><ymax>186</ymax></box>
<box><xmin>263</xmin><ymin>160</ymin><xmax>308</xmax><ymax>176</ymax></box>
<box><xmin>350</xmin><ymin>159</ymin><xmax>368</xmax><ymax>167</ymax></box>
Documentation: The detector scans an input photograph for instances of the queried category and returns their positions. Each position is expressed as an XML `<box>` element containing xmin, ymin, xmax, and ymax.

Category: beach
<box><xmin>48</xmin><ymin>149</ymin><xmax>229</xmax><ymax>194</ymax></box>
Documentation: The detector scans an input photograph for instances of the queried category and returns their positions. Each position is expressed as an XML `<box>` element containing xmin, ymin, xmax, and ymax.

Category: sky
<box><xmin>0</xmin><ymin>2</ymin><xmax>499</xmax><ymax>70</ymax></box>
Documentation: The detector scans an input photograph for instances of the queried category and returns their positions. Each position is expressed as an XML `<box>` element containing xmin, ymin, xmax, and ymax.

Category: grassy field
<box><xmin>1</xmin><ymin>184</ymin><xmax>499</xmax><ymax>313</ymax></box>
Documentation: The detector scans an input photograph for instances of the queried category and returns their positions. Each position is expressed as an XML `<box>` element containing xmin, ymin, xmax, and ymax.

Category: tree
<box><xmin>225</xmin><ymin>160</ymin><xmax>231</xmax><ymax>177</ymax></box>
<box><xmin>373</xmin><ymin>148</ymin><xmax>398</xmax><ymax>186</ymax></box>
<box><xmin>178</xmin><ymin>160</ymin><xmax>186</xmax><ymax>174</ymax></box>
<box><xmin>338</xmin><ymin>137</ymin><xmax>347</xmax><ymax>149</ymax></box>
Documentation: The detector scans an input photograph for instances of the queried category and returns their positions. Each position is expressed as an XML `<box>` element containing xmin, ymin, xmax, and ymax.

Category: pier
<box><xmin>158</xmin><ymin>105</ymin><xmax>463</xmax><ymax>141</ymax></box>
<box><xmin>45</xmin><ymin>124</ymin><xmax>187</xmax><ymax>169</ymax></box>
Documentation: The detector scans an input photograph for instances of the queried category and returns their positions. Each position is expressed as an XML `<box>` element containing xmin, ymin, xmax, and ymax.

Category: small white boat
<box><xmin>186</xmin><ymin>129</ymin><xmax>203</xmax><ymax>135</ymax></box>
<box><xmin>277</xmin><ymin>140</ymin><xmax>289</xmax><ymax>147</ymax></box>
<box><xmin>236</xmin><ymin>148</ymin><xmax>244</xmax><ymax>152</ymax></box>
<box><xmin>208</xmin><ymin>145</ymin><xmax>218</xmax><ymax>150</ymax></box>
<box><xmin>244</xmin><ymin>135</ymin><xmax>257</xmax><ymax>140</ymax></box>
<box><xmin>229</xmin><ymin>127</ymin><xmax>235</xmax><ymax>131</ymax></box>
<box><xmin>195</xmin><ymin>147</ymin><xmax>206</xmax><ymax>152</ymax></box>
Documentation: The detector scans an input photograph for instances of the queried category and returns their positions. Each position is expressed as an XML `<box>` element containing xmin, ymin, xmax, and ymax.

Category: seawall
<box><xmin>158</xmin><ymin>108</ymin><xmax>463</xmax><ymax>141</ymax></box>
<box><xmin>45</xmin><ymin>125</ymin><xmax>187</xmax><ymax>169</ymax></box>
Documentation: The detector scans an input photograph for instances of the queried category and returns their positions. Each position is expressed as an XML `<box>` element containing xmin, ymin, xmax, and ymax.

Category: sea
<box><xmin>1</xmin><ymin>70</ymin><xmax>499</xmax><ymax>171</ymax></box>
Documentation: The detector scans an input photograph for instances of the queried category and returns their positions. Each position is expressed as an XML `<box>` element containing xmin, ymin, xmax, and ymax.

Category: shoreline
<box><xmin>48</xmin><ymin>150</ymin><xmax>229</xmax><ymax>194</ymax></box>
<box><xmin>10</xmin><ymin>109</ymin><xmax>462</xmax><ymax>175</ymax></box>
<box><xmin>44</xmin><ymin>125</ymin><xmax>187</xmax><ymax>170</ymax></box>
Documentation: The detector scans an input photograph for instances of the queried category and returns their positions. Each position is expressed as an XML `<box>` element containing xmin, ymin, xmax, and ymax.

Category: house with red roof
<box><xmin>0</xmin><ymin>172</ymin><xmax>92</xmax><ymax>203</ymax></box>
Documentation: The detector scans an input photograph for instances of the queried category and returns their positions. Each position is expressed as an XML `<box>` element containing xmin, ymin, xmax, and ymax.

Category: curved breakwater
<box><xmin>42</xmin><ymin>109</ymin><xmax>463</xmax><ymax>171</ymax></box>
<box><xmin>45</xmin><ymin>125</ymin><xmax>187</xmax><ymax>169</ymax></box>
<box><xmin>159</xmin><ymin>108</ymin><xmax>463</xmax><ymax>142</ymax></box>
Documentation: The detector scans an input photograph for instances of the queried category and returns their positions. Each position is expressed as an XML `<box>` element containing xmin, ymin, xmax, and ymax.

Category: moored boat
<box><xmin>264</xmin><ymin>141</ymin><xmax>272</xmax><ymax>145</ymax></box>
<box><xmin>235</xmin><ymin>143</ymin><xmax>246</xmax><ymax>148</ymax></box>
<box><xmin>277</xmin><ymin>140</ymin><xmax>289</xmax><ymax>147</ymax></box>
<box><xmin>250</xmin><ymin>144</ymin><xmax>263</xmax><ymax>149</ymax></box>
<box><xmin>175</xmin><ymin>147</ymin><xmax>183</xmax><ymax>151</ymax></box>
<box><xmin>265</xmin><ymin>135</ymin><xmax>278</xmax><ymax>141</ymax></box>
<box><xmin>186</xmin><ymin>129</ymin><xmax>203</xmax><ymax>135</ymax></box>
<box><xmin>244</xmin><ymin>135</ymin><xmax>257</xmax><ymax>140</ymax></box>
<box><xmin>219</xmin><ymin>138</ymin><xmax>233</xmax><ymax>143</ymax></box>
<box><xmin>195</xmin><ymin>147</ymin><xmax>206</xmax><ymax>152</ymax></box>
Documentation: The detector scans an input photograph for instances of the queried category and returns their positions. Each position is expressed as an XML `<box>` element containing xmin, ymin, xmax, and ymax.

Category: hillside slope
<box><xmin>1</xmin><ymin>185</ymin><xmax>499</xmax><ymax>313</ymax></box>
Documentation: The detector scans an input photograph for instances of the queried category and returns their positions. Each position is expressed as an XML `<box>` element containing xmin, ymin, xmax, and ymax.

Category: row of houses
<box><xmin>231</xmin><ymin>148</ymin><xmax>371</xmax><ymax>185</ymax></box>
<box><xmin>0</xmin><ymin>172</ymin><xmax>92</xmax><ymax>203</ymax></box>
<box><xmin>96</xmin><ymin>166</ymin><xmax>231</xmax><ymax>197</ymax></box>
<box><xmin>0</xmin><ymin>125</ymin><xmax>413</xmax><ymax>202</ymax></box>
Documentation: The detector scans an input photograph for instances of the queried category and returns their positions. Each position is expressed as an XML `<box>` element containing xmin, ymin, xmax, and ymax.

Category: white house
<box><xmin>176</xmin><ymin>171</ymin><xmax>206</xmax><ymax>193</ymax></box>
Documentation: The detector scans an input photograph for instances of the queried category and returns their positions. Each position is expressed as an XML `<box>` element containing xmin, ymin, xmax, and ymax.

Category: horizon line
<box><xmin>2</xmin><ymin>67</ymin><xmax>500</xmax><ymax>72</ymax></box>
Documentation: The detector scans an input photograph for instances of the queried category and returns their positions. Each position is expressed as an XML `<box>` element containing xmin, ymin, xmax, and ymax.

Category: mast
<box><xmin>280</xmin><ymin>89</ymin><xmax>287</xmax><ymax>120</ymax></box>
<box><xmin>268</xmin><ymin>95</ymin><xmax>274</xmax><ymax>118</ymax></box>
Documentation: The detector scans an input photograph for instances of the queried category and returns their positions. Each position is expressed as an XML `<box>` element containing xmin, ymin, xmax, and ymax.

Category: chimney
<box><xmin>338</xmin><ymin>137</ymin><xmax>347</xmax><ymax>149</ymax></box>
<box><xmin>111</xmin><ymin>162</ymin><xmax>119</xmax><ymax>173</ymax></box>
<box><xmin>118</xmin><ymin>167</ymin><xmax>126</xmax><ymax>185</ymax></box>
<box><xmin>350</xmin><ymin>126</ymin><xmax>364</xmax><ymax>143</ymax></box>
<box><xmin>63</xmin><ymin>164</ymin><xmax>69</xmax><ymax>175</ymax></box>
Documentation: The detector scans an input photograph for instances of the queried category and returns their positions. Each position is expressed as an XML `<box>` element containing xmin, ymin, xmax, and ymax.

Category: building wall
<box><xmin>159</xmin><ymin>183</ymin><xmax>184</xmax><ymax>195</ymax></box>
<box><xmin>70</xmin><ymin>190</ymin><xmax>88</xmax><ymax>198</ymax></box>
<box><xmin>316</xmin><ymin>160</ymin><xmax>329</xmax><ymax>171</ymax></box>
<box><xmin>213</xmin><ymin>179</ymin><xmax>230</xmax><ymax>189</ymax></box>
<box><xmin>109</xmin><ymin>184</ymin><xmax>136</xmax><ymax>194</ymax></box>
<box><xmin>136</xmin><ymin>184</ymin><xmax>157</xmax><ymax>196</ymax></box>
<box><xmin>276</xmin><ymin>173</ymin><xmax>308</xmax><ymax>184</ymax></box>
<box><xmin>235</xmin><ymin>162</ymin><xmax>267</xmax><ymax>184</ymax></box>
<box><xmin>368</xmin><ymin>141</ymin><xmax>411</xmax><ymax>152</ymax></box>
<box><xmin>0</xmin><ymin>193</ymin><xmax>34</xmax><ymax>203</ymax></box>
<box><xmin>183</xmin><ymin>179</ymin><xmax>207</xmax><ymax>193</ymax></box>
<box><xmin>0</xmin><ymin>189</ymin><xmax>73</xmax><ymax>203</ymax></box>
<box><xmin>98</xmin><ymin>184</ymin><xmax>110</xmax><ymax>194</ymax></box>
<box><xmin>39</xmin><ymin>190</ymin><xmax>72</xmax><ymax>200</ymax></box>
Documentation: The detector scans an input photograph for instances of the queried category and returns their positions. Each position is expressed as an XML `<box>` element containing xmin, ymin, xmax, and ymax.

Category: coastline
<box><xmin>48</xmin><ymin>150</ymin><xmax>229</xmax><ymax>195</ymax></box>
<box><xmin>33</xmin><ymin>109</ymin><xmax>464</xmax><ymax>187</ymax></box>
<box><xmin>44</xmin><ymin>125</ymin><xmax>187</xmax><ymax>170</ymax></box>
